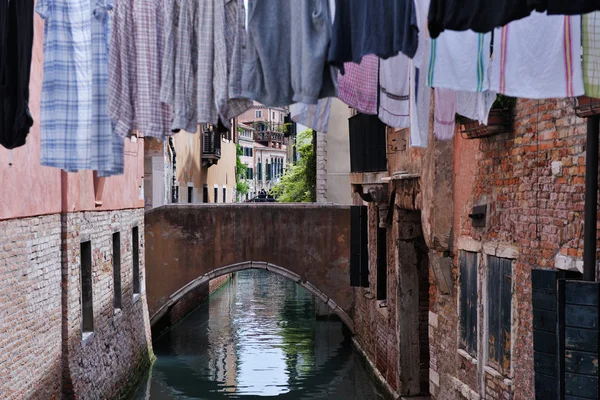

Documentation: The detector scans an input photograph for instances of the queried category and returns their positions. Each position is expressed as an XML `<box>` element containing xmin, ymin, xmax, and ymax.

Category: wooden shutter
<box><xmin>376</xmin><ymin>226</ymin><xmax>387</xmax><ymax>300</ymax></box>
<box><xmin>487</xmin><ymin>256</ymin><xmax>512</xmax><ymax>375</ymax></box>
<box><xmin>350</xmin><ymin>206</ymin><xmax>369</xmax><ymax>288</ymax></box>
<box><xmin>459</xmin><ymin>251</ymin><xmax>478</xmax><ymax>357</ymax></box>
<box><xmin>561</xmin><ymin>280</ymin><xmax>600</xmax><ymax>399</ymax></box>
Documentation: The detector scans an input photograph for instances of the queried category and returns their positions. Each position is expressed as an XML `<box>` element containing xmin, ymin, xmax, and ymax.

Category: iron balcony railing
<box><xmin>349</xmin><ymin>113</ymin><xmax>387</xmax><ymax>173</ymax></box>
<box><xmin>202</xmin><ymin>129</ymin><xmax>222</xmax><ymax>160</ymax></box>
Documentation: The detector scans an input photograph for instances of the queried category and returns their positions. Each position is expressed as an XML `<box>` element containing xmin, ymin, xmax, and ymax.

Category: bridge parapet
<box><xmin>145</xmin><ymin>204</ymin><xmax>353</xmax><ymax>330</ymax></box>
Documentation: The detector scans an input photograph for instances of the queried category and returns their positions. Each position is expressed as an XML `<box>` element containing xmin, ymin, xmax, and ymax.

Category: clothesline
<box><xmin>1</xmin><ymin>0</ymin><xmax>599</xmax><ymax>177</ymax></box>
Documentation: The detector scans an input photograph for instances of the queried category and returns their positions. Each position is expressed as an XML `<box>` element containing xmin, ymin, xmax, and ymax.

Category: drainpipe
<box><xmin>583</xmin><ymin>116</ymin><xmax>599</xmax><ymax>281</ymax></box>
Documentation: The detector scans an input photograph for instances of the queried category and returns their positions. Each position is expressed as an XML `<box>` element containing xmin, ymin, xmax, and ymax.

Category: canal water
<box><xmin>132</xmin><ymin>269</ymin><xmax>389</xmax><ymax>399</ymax></box>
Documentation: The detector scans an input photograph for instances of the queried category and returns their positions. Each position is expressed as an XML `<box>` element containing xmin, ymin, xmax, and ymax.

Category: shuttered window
<box><xmin>81</xmin><ymin>241</ymin><xmax>93</xmax><ymax>333</ymax></box>
<box><xmin>376</xmin><ymin>223</ymin><xmax>387</xmax><ymax>301</ymax></box>
<box><xmin>132</xmin><ymin>227</ymin><xmax>140</xmax><ymax>295</ymax></box>
<box><xmin>487</xmin><ymin>256</ymin><xmax>512</xmax><ymax>375</ymax></box>
<box><xmin>460</xmin><ymin>251</ymin><xmax>478</xmax><ymax>357</ymax></box>
<box><xmin>350</xmin><ymin>206</ymin><xmax>369</xmax><ymax>287</ymax></box>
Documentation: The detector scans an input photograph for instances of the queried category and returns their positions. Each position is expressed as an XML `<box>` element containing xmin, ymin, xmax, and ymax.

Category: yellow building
<box><xmin>144</xmin><ymin>124</ymin><xmax>238</xmax><ymax>208</ymax></box>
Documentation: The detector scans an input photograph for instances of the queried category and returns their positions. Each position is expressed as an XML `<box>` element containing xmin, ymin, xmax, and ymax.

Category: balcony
<box><xmin>349</xmin><ymin>113</ymin><xmax>387</xmax><ymax>173</ymax></box>
<box><xmin>202</xmin><ymin>129</ymin><xmax>221</xmax><ymax>167</ymax></box>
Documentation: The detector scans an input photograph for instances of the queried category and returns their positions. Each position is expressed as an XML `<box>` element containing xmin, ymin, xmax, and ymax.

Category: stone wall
<box><xmin>0</xmin><ymin>209</ymin><xmax>153</xmax><ymax>399</ymax></box>
<box><xmin>427</xmin><ymin>98</ymin><xmax>594</xmax><ymax>400</ymax></box>
<box><xmin>0</xmin><ymin>214</ymin><xmax>63</xmax><ymax>399</ymax></box>
<box><xmin>62</xmin><ymin>209</ymin><xmax>152</xmax><ymax>399</ymax></box>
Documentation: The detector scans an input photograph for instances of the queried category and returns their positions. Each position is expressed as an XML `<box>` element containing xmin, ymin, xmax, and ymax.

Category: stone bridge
<box><xmin>145</xmin><ymin>204</ymin><xmax>354</xmax><ymax>332</ymax></box>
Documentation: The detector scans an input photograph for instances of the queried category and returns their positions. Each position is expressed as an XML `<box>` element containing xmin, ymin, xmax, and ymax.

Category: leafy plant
<box><xmin>235</xmin><ymin>144</ymin><xmax>249</xmax><ymax>200</ymax></box>
<box><xmin>270</xmin><ymin>129</ymin><xmax>316</xmax><ymax>203</ymax></box>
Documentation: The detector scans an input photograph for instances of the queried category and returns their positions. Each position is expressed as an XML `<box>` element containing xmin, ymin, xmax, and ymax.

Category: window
<box><xmin>258</xmin><ymin>162</ymin><xmax>262</xmax><ymax>180</ymax></box>
<box><xmin>81</xmin><ymin>241</ymin><xmax>93</xmax><ymax>333</ymax></box>
<box><xmin>272</xmin><ymin>111</ymin><xmax>275</xmax><ymax>120</ymax></box>
<box><xmin>459</xmin><ymin>251</ymin><xmax>478</xmax><ymax>357</ymax></box>
<box><xmin>487</xmin><ymin>256</ymin><xmax>512</xmax><ymax>375</ymax></box>
<box><xmin>376</xmin><ymin>220</ymin><xmax>387</xmax><ymax>301</ymax></box>
<box><xmin>350</xmin><ymin>206</ymin><xmax>369</xmax><ymax>287</ymax></box>
<box><xmin>223</xmin><ymin>188</ymin><xmax>227</xmax><ymax>203</ymax></box>
<box><xmin>203</xmin><ymin>185</ymin><xmax>209</xmax><ymax>203</ymax></box>
<box><xmin>188</xmin><ymin>187</ymin><xmax>193</xmax><ymax>203</ymax></box>
<box><xmin>256</xmin><ymin>110</ymin><xmax>262</xmax><ymax>118</ymax></box>
<box><xmin>132</xmin><ymin>227</ymin><xmax>140</xmax><ymax>295</ymax></box>
<box><xmin>214</xmin><ymin>188</ymin><xmax>218</xmax><ymax>203</ymax></box>
<box><xmin>112</xmin><ymin>232</ymin><xmax>122</xmax><ymax>310</ymax></box>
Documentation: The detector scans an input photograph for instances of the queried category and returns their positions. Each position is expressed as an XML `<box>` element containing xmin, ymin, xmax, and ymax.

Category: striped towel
<box><xmin>583</xmin><ymin>12</ymin><xmax>600</xmax><ymax>98</ymax></box>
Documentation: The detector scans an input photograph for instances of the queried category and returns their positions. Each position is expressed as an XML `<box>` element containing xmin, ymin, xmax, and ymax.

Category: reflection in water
<box><xmin>133</xmin><ymin>269</ymin><xmax>389</xmax><ymax>399</ymax></box>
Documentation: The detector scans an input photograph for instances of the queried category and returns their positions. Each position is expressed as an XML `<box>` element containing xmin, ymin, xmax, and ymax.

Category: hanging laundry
<box><xmin>409</xmin><ymin>0</ymin><xmax>432</xmax><ymax>148</ymax></box>
<box><xmin>428</xmin><ymin>1</ymin><xmax>531</xmax><ymax>39</ymax></box>
<box><xmin>290</xmin><ymin>99</ymin><xmax>333</xmax><ymax>133</ymax></box>
<box><xmin>213</xmin><ymin>0</ymin><xmax>252</xmax><ymax>128</ymax></box>
<box><xmin>379</xmin><ymin>54</ymin><xmax>411</xmax><ymax>129</ymax></box>
<box><xmin>434</xmin><ymin>88</ymin><xmax>456</xmax><ymax>141</ymax></box>
<box><xmin>171</xmin><ymin>0</ymin><xmax>199</xmax><ymax>133</ymax></box>
<box><xmin>242</xmin><ymin>0</ymin><xmax>337</xmax><ymax>107</ymax></box>
<box><xmin>160</xmin><ymin>0</ymin><xmax>181</xmax><ymax>109</ymax></box>
<box><xmin>337</xmin><ymin>55</ymin><xmax>379</xmax><ymax>115</ymax></box>
<box><xmin>490</xmin><ymin>12</ymin><xmax>584</xmax><ymax>99</ymax></box>
<box><xmin>535</xmin><ymin>0</ymin><xmax>599</xmax><ymax>17</ymax></box>
<box><xmin>583</xmin><ymin>12</ymin><xmax>600</xmax><ymax>99</ymax></box>
<box><xmin>0</xmin><ymin>0</ymin><xmax>34</xmax><ymax>150</ymax></box>
<box><xmin>108</xmin><ymin>0</ymin><xmax>171</xmax><ymax>139</ymax></box>
<box><xmin>428</xmin><ymin>31</ymin><xmax>492</xmax><ymax>93</ymax></box>
<box><xmin>328</xmin><ymin>0</ymin><xmax>418</xmax><ymax>69</ymax></box>
<box><xmin>456</xmin><ymin>91</ymin><xmax>497</xmax><ymax>125</ymax></box>
<box><xmin>37</xmin><ymin>0</ymin><xmax>124</xmax><ymax>175</ymax></box>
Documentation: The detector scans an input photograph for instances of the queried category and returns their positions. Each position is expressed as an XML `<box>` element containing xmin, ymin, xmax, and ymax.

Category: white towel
<box><xmin>434</xmin><ymin>88</ymin><xmax>456</xmax><ymax>141</ymax></box>
<box><xmin>379</xmin><ymin>54</ymin><xmax>411</xmax><ymax>129</ymax></box>
<box><xmin>456</xmin><ymin>91</ymin><xmax>497</xmax><ymax>126</ymax></box>
<box><xmin>290</xmin><ymin>99</ymin><xmax>332</xmax><ymax>133</ymax></box>
<box><xmin>427</xmin><ymin>30</ymin><xmax>492</xmax><ymax>92</ymax></box>
<box><xmin>491</xmin><ymin>12</ymin><xmax>584</xmax><ymax>99</ymax></box>
<box><xmin>583</xmin><ymin>12</ymin><xmax>600</xmax><ymax>98</ymax></box>
<box><xmin>409</xmin><ymin>0</ymin><xmax>431</xmax><ymax>148</ymax></box>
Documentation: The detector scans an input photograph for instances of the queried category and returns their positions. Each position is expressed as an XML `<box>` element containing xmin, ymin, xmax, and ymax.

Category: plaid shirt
<box><xmin>337</xmin><ymin>54</ymin><xmax>379</xmax><ymax>115</ymax></box>
<box><xmin>108</xmin><ymin>0</ymin><xmax>171</xmax><ymax>138</ymax></box>
<box><xmin>214</xmin><ymin>0</ymin><xmax>251</xmax><ymax>127</ymax></box>
<box><xmin>37</xmin><ymin>0</ymin><xmax>124</xmax><ymax>175</ymax></box>
<box><xmin>170</xmin><ymin>0</ymin><xmax>250</xmax><ymax>131</ymax></box>
<box><xmin>171</xmin><ymin>0</ymin><xmax>199</xmax><ymax>132</ymax></box>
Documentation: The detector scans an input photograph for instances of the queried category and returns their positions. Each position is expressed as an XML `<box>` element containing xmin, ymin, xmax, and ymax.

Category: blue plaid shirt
<box><xmin>36</xmin><ymin>0</ymin><xmax>124</xmax><ymax>176</ymax></box>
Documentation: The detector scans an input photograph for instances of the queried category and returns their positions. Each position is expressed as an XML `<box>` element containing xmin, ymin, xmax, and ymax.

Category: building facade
<box><xmin>315</xmin><ymin>98</ymin><xmax>353</xmax><ymax>205</ymax></box>
<box><xmin>0</xmin><ymin>16</ymin><xmax>152</xmax><ymax>399</ymax></box>
<box><xmin>238</xmin><ymin>123</ymin><xmax>256</xmax><ymax>201</ymax></box>
<box><xmin>348</xmin><ymin>99</ymin><xmax>599</xmax><ymax>399</ymax></box>
<box><xmin>145</xmin><ymin>124</ymin><xmax>238</xmax><ymax>208</ymax></box>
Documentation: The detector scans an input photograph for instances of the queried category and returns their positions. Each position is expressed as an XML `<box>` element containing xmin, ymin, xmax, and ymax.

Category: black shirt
<box><xmin>429</xmin><ymin>0</ymin><xmax>600</xmax><ymax>39</ymax></box>
<box><xmin>328</xmin><ymin>0</ymin><xmax>419</xmax><ymax>70</ymax></box>
<box><xmin>0</xmin><ymin>0</ymin><xmax>34</xmax><ymax>150</ymax></box>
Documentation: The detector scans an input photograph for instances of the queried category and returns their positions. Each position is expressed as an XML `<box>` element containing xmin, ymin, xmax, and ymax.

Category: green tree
<box><xmin>235</xmin><ymin>144</ymin><xmax>249</xmax><ymax>201</ymax></box>
<box><xmin>271</xmin><ymin>129</ymin><xmax>316</xmax><ymax>202</ymax></box>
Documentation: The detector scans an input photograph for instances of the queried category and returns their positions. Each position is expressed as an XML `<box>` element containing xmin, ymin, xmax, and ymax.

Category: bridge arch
<box><xmin>150</xmin><ymin>261</ymin><xmax>354</xmax><ymax>333</ymax></box>
<box><xmin>145</xmin><ymin>204</ymin><xmax>354</xmax><ymax>334</ymax></box>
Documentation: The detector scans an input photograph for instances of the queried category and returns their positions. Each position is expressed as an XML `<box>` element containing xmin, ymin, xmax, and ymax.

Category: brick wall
<box><xmin>62</xmin><ymin>209</ymin><xmax>152</xmax><ymax>399</ymax></box>
<box><xmin>316</xmin><ymin>131</ymin><xmax>327</xmax><ymax>203</ymax></box>
<box><xmin>0</xmin><ymin>214</ymin><xmax>62</xmax><ymax>399</ymax></box>
<box><xmin>0</xmin><ymin>209</ymin><xmax>153</xmax><ymax>399</ymax></box>
<box><xmin>427</xmin><ymin>98</ymin><xmax>594</xmax><ymax>400</ymax></box>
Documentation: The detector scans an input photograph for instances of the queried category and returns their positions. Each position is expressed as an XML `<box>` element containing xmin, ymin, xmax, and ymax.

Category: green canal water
<box><xmin>132</xmin><ymin>269</ymin><xmax>389</xmax><ymax>399</ymax></box>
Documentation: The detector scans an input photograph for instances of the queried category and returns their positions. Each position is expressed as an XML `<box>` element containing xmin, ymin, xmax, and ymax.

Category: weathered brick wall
<box><xmin>352</xmin><ymin>202</ymin><xmax>400</xmax><ymax>393</ymax></box>
<box><xmin>0</xmin><ymin>214</ymin><xmax>63</xmax><ymax>399</ymax></box>
<box><xmin>428</xmin><ymin>98</ymin><xmax>594</xmax><ymax>400</ymax></box>
<box><xmin>62</xmin><ymin>208</ymin><xmax>153</xmax><ymax>399</ymax></box>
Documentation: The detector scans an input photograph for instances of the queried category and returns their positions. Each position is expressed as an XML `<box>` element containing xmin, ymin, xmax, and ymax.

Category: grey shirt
<box><xmin>242</xmin><ymin>0</ymin><xmax>337</xmax><ymax>107</ymax></box>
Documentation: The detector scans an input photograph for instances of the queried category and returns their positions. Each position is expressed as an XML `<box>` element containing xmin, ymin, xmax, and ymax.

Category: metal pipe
<box><xmin>583</xmin><ymin>115</ymin><xmax>599</xmax><ymax>281</ymax></box>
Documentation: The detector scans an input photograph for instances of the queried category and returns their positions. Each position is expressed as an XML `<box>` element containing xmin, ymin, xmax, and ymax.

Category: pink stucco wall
<box><xmin>0</xmin><ymin>15</ymin><xmax>143</xmax><ymax>221</ymax></box>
